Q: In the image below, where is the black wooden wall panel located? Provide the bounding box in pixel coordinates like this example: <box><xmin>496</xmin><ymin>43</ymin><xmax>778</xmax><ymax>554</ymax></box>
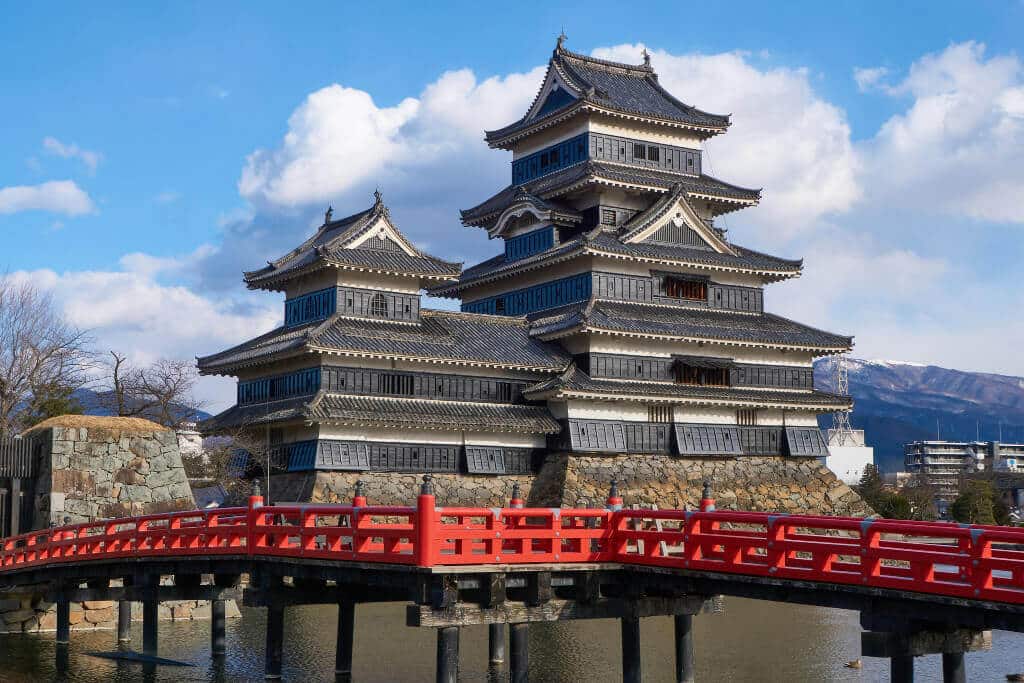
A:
<box><xmin>582</xmin><ymin>353</ymin><xmax>814</xmax><ymax>390</ymax></box>
<box><xmin>321</xmin><ymin>366</ymin><xmax>525</xmax><ymax>403</ymax></box>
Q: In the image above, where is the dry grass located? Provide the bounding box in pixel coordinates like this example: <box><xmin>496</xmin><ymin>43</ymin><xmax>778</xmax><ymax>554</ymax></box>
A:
<box><xmin>22</xmin><ymin>414</ymin><xmax>170</xmax><ymax>436</ymax></box>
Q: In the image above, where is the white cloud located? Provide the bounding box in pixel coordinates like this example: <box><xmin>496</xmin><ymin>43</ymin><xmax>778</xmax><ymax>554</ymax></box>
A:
<box><xmin>860</xmin><ymin>42</ymin><xmax>1024</xmax><ymax>224</ymax></box>
<box><xmin>593</xmin><ymin>44</ymin><xmax>861</xmax><ymax>238</ymax></box>
<box><xmin>155</xmin><ymin>190</ymin><xmax>181</xmax><ymax>203</ymax></box>
<box><xmin>0</xmin><ymin>180</ymin><xmax>95</xmax><ymax>216</ymax></box>
<box><xmin>853</xmin><ymin>66</ymin><xmax>890</xmax><ymax>92</ymax></box>
<box><xmin>42</xmin><ymin>136</ymin><xmax>102</xmax><ymax>173</ymax></box>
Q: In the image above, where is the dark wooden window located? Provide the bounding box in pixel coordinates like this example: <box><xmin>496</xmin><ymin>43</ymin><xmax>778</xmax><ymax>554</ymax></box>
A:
<box><xmin>494</xmin><ymin>297</ymin><xmax>506</xmax><ymax>314</ymax></box>
<box><xmin>737</xmin><ymin>409</ymin><xmax>758</xmax><ymax>426</ymax></box>
<box><xmin>601</xmin><ymin>209</ymin><xmax>616</xmax><ymax>225</ymax></box>
<box><xmin>633</xmin><ymin>142</ymin><xmax>646</xmax><ymax>160</ymax></box>
<box><xmin>665</xmin><ymin>277</ymin><xmax>707</xmax><ymax>301</ymax></box>
<box><xmin>647</xmin><ymin>145</ymin><xmax>660</xmax><ymax>162</ymax></box>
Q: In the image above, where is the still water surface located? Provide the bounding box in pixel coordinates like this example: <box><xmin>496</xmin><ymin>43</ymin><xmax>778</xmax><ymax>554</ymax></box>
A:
<box><xmin>0</xmin><ymin>598</ymin><xmax>1021</xmax><ymax>682</ymax></box>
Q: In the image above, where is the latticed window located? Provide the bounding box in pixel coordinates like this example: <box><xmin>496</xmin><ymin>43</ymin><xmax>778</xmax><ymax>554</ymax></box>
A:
<box><xmin>648</xmin><ymin>405</ymin><xmax>673</xmax><ymax>423</ymax></box>
<box><xmin>737</xmin><ymin>409</ymin><xmax>758</xmax><ymax>426</ymax></box>
<box><xmin>674</xmin><ymin>362</ymin><xmax>730</xmax><ymax>387</ymax></box>
<box><xmin>665</xmin><ymin>277</ymin><xmax>707</xmax><ymax>301</ymax></box>
<box><xmin>369</xmin><ymin>293</ymin><xmax>388</xmax><ymax>317</ymax></box>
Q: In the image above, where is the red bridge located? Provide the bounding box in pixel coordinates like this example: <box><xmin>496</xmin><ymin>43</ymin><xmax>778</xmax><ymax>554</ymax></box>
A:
<box><xmin>2</xmin><ymin>478</ymin><xmax>1021</xmax><ymax>683</ymax></box>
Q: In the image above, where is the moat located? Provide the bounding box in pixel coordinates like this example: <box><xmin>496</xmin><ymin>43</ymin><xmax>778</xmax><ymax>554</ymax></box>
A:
<box><xmin>1</xmin><ymin>598</ymin><xmax>1021</xmax><ymax>682</ymax></box>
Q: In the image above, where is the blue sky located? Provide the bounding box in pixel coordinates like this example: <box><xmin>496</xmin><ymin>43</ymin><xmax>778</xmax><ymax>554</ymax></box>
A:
<box><xmin>2</xmin><ymin>2</ymin><xmax>1023</xmax><ymax>409</ymax></box>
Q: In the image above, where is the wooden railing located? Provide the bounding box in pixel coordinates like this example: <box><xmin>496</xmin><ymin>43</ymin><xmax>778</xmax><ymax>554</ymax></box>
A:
<box><xmin>0</xmin><ymin>436</ymin><xmax>37</xmax><ymax>478</ymax></box>
<box><xmin>4</xmin><ymin>480</ymin><xmax>1024</xmax><ymax>606</ymax></box>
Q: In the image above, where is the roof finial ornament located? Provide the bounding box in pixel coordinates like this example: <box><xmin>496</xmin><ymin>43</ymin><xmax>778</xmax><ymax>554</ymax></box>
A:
<box><xmin>557</xmin><ymin>29</ymin><xmax>567</xmax><ymax>50</ymax></box>
<box><xmin>642</xmin><ymin>47</ymin><xmax>651</xmax><ymax>68</ymax></box>
<box><xmin>324</xmin><ymin>205</ymin><xmax>333</xmax><ymax>224</ymax></box>
<box><xmin>373</xmin><ymin>188</ymin><xmax>383</xmax><ymax>206</ymax></box>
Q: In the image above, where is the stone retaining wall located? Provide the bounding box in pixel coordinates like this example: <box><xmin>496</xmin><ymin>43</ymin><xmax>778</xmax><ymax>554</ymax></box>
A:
<box><xmin>29</xmin><ymin>419</ymin><xmax>194</xmax><ymax>528</ymax></box>
<box><xmin>270</xmin><ymin>453</ymin><xmax>869</xmax><ymax>516</ymax></box>
<box><xmin>0</xmin><ymin>593</ymin><xmax>240</xmax><ymax>635</ymax></box>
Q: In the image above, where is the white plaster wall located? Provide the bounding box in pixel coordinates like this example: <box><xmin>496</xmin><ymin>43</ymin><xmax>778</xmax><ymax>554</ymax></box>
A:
<box><xmin>589</xmin><ymin>116</ymin><xmax>703</xmax><ymax>149</ymax></box>
<box><xmin>314</xmin><ymin>425</ymin><xmax>545</xmax><ymax>448</ymax></box>
<box><xmin>285</xmin><ymin>269</ymin><xmax>422</xmax><ymax>298</ymax></box>
<box><xmin>511</xmin><ymin>119</ymin><xmax>589</xmax><ymax>158</ymax></box>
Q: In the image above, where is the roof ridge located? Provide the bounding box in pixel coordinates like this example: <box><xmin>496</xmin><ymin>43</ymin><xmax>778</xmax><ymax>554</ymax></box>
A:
<box><xmin>555</xmin><ymin>44</ymin><xmax>653</xmax><ymax>76</ymax></box>
<box><xmin>420</xmin><ymin>308</ymin><xmax>530</xmax><ymax>326</ymax></box>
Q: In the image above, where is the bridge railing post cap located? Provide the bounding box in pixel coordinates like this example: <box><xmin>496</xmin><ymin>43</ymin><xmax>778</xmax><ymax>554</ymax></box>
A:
<box><xmin>702</xmin><ymin>481</ymin><xmax>712</xmax><ymax>498</ymax></box>
<box><xmin>421</xmin><ymin>474</ymin><xmax>434</xmax><ymax>495</ymax></box>
<box><xmin>354</xmin><ymin>480</ymin><xmax>365</xmax><ymax>496</ymax></box>
<box><xmin>251</xmin><ymin>479</ymin><xmax>262</xmax><ymax>498</ymax></box>
<box><xmin>609</xmin><ymin>478</ymin><xmax>619</xmax><ymax>498</ymax></box>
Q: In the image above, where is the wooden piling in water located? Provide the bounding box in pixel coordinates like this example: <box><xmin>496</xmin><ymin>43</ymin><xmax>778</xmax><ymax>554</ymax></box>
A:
<box><xmin>488</xmin><ymin>622</ymin><xmax>506</xmax><ymax>670</ymax></box>
<box><xmin>621</xmin><ymin>616</ymin><xmax>642</xmax><ymax>683</ymax></box>
<box><xmin>675</xmin><ymin>613</ymin><xmax>695</xmax><ymax>683</ymax></box>
<box><xmin>265</xmin><ymin>606</ymin><xmax>284</xmax><ymax>679</ymax></box>
<box><xmin>510</xmin><ymin>622</ymin><xmax>529</xmax><ymax>683</ymax></box>
<box><xmin>335</xmin><ymin>599</ymin><xmax>354</xmax><ymax>681</ymax></box>
<box><xmin>436</xmin><ymin>626</ymin><xmax>459</xmax><ymax>683</ymax></box>
<box><xmin>211</xmin><ymin>599</ymin><xmax>226</xmax><ymax>657</ymax></box>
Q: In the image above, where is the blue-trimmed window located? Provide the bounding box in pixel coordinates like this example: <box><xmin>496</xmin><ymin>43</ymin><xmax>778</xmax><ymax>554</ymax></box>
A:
<box><xmin>238</xmin><ymin>367</ymin><xmax>321</xmax><ymax>404</ymax></box>
<box><xmin>462</xmin><ymin>272</ymin><xmax>591</xmax><ymax>316</ymax></box>
<box><xmin>512</xmin><ymin>133</ymin><xmax>589</xmax><ymax>184</ymax></box>
<box><xmin>504</xmin><ymin>226</ymin><xmax>555</xmax><ymax>262</ymax></box>
<box><xmin>284</xmin><ymin>288</ymin><xmax>336</xmax><ymax>327</ymax></box>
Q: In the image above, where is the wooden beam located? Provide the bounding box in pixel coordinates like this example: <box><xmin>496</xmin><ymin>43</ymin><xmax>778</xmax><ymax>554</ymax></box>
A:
<box><xmin>407</xmin><ymin>595</ymin><xmax>708</xmax><ymax>627</ymax></box>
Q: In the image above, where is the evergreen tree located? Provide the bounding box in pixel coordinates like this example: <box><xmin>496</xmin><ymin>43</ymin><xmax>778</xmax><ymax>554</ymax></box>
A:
<box><xmin>20</xmin><ymin>381</ymin><xmax>83</xmax><ymax>428</ymax></box>
<box><xmin>950</xmin><ymin>481</ymin><xmax>997</xmax><ymax>525</ymax></box>
<box><xmin>856</xmin><ymin>463</ymin><xmax>885</xmax><ymax>509</ymax></box>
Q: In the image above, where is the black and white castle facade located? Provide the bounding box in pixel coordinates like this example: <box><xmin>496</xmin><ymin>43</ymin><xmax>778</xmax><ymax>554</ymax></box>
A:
<box><xmin>198</xmin><ymin>40</ymin><xmax>867</xmax><ymax>514</ymax></box>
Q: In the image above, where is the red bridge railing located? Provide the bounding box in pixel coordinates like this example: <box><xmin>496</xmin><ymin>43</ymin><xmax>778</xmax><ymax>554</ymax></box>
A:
<box><xmin>4</xmin><ymin>478</ymin><xmax>1024</xmax><ymax>605</ymax></box>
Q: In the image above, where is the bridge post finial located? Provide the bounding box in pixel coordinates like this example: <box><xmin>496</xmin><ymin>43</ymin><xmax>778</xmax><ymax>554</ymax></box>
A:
<box><xmin>606</xmin><ymin>478</ymin><xmax>623</xmax><ymax>512</ymax></box>
<box><xmin>249</xmin><ymin>478</ymin><xmax>264</xmax><ymax>510</ymax></box>
<box><xmin>700</xmin><ymin>481</ymin><xmax>716</xmax><ymax>512</ymax></box>
<box><xmin>510</xmin><ymin>482</ymin><xmax>524</xmax><ymax>509</ymax></box>
<box><xmin>352</xmin><ymin>479</ymin><xmax>367</xmax><ymax>507</ymax></box>
<box><xmin>420</xmin><ymin>473</ymin><xmax>434</xmax><ymax>496</ymax></box>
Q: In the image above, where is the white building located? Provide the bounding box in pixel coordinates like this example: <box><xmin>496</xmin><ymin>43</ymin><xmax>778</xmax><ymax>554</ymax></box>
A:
<box><xmin>823</xmin><ymin>429</ymin><xmax>874</xmax><ymax>486</ymax></box>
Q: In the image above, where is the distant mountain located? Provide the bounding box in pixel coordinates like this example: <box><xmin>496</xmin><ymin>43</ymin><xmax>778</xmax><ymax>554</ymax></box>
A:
<box><xmin>71</xmin><ymin>388</ymin><xmax>212</xmax><ymax>423</ymax></box>
<box><xmin>814</xmin><ymin>358</ymin><xmax>1024</xmax><ymax>473</ymax></box>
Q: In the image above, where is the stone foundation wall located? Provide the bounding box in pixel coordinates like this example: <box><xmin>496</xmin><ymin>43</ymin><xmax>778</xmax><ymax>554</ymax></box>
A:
<box><xmin>29</xmin><ymin>418</ymin><xmax>194</xmax><ymax>528</ymax></box>
<box><xmin>0</xmin><ymin>593</ymin><xmax>240</xmax><ymax>635</ymax></box>
<box><xmin>270</xmin><ymin>453</ymin><xmax>868</xmax><ymax>516</ymax></box>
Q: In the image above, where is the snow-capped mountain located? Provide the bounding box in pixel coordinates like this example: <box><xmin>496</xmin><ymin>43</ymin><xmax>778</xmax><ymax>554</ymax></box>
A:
<box><xmin>814</xmin><ymin>358</ymin><xmax>1024</xmax><ymax>472</ymax></box>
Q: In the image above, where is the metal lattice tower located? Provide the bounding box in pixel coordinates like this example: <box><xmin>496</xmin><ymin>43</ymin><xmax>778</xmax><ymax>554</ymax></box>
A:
<box><xmin>829</xmin><ymin>354</ymin><xmax>856</xmax><ymax>446</ymax></box>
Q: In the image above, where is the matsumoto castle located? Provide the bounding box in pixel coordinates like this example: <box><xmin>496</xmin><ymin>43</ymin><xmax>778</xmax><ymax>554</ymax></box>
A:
<box><xmin>198</xmin><ymin>39</ymin><xmax>857</xmax><ymax>508</ymax></box>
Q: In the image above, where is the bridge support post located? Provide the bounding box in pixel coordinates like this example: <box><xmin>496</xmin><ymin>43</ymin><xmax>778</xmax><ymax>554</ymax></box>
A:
<box><xmin>265</xmin><ymin>606</ymin><xmax>285</xmax><ymax>679</ymax></box>
<box><xmin>675</xmin><ymin>613</ymin><xmax>696</xmax><ymax>683</ymax></box>
<box><xmin>335</xmin><ymin>599</ymin><xmax>354</xmax><ymax>681</ymax></box>
<box><xmin>890</xmin><ymin>655</ymin><xmax>914</xmax><ymax>683</ymax></box>
<box><xmin>117</xmin><ymin>600</ymin><xmax>131</xmax><ymax>643</ymax></box>
<box><xmin>510</xmin><ymin>622</ymin><xmax>529</xmax><ymax>683</ymax></box>
<box><xmin>488</xmin><ymin>623</ymin><xmax>506</xmax><ymax>670</ymax></box>
<box><xmin>211</xmin><ymin>599</ymin><xmax>227</xmax><ymax>657</ymax></box>
<box><xmin>436</xmin><ymin>626</ymin><xmax>459</xmax><ymax>683</ymax></box>
<box><xmin>142</xmin><ymin>596</ymin><xmax>158</xmax><ymax>656</ymax></box>
<box><xmin>941</xmin><ymin>652</ymin><xmax>965</xmax><ymax>683</ymax></box>
<box><xmin>55</xmin><ymin>595</ymin><xmax>70</xmax><ymax>644</ymax></box>
<box><xmin>621</xmin><ymin>616</ymin><xmax>642</xmax><ymax>683</ymax></box>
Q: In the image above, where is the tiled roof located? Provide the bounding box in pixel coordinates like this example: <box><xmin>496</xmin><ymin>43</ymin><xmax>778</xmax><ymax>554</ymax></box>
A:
<box><xmin>428</xmin><ymin>228</ymin><xmax>800</xmax><ymax>297</ymax></box>
<box><xmin>460</xmin><ymin>161</ymin><xmax>759</xmax><ymax>227</ymax></box>
<box><xmin>244</xmin><ymin>195</ymin><xmax>460</xmax><ymax>290</ymax></box>
<box><xmin>308</xmin><ymin>394</ymin><xmax>561</xmax><ymax>433</ymax></box>
<box><xmin>199</xmin><ymin>395</ymin><xmax>311</xmax><ymax>433</ymax></box>
<box><xmin>485</xmin><ymin>45</ymin><xmax>730</xmax><ymax>146</ymax></box>
<box><xmin>196</xmin><ymin>309</ymin><xmax>572</xmax><ymax>375</ymax></box>
<box><xmin>523</xmin><ymin>366</ymin><xmax>851</xmax><ymax>409</ymax></box>
<box><xmin>529</xmin><ymin>300</ymin><xmax>853</xmax><ymax>351</ymax></box>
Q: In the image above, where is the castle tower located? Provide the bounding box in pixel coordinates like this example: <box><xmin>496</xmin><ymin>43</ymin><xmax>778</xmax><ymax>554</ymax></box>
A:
<box><xmin>431</xmin><ymin>41</ymin><xmax>853</xmax><ymax>462</ymax></box>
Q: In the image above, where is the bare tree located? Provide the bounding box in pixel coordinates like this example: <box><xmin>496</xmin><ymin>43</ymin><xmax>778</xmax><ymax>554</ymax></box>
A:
<box><xmin>0</xmin><ymin>279</ymin><xmax>92</xmax><ymax>436</ymax></box>
<box><xmin>99</xmin><ymin>352</ymin><xmax>203</xmax><ymax>428</ymax></box>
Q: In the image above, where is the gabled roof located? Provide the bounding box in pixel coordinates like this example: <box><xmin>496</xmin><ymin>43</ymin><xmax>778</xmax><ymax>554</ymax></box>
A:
<box><xmin>528</xmin><ymin>300</ymin><xmax>853</xmax><ymax>353</ymax></box>
<box><xmin>460</xmin><ymin>161</ymin><xmax>759</xmax><ymax>229</ymax></box>
<box><xmin>196</xmin><ymin>308</ymin><xmax>572</xmax><ymax>375</ymax></box>
<box><xmin>244</xmin><ymin>192</ymin><xmax>461</xmax><ymax>291</ymax></box>
<box><xmin>485</xmin><ymin>41</ymin><xmax>730</xmax><ymax>148</ymax></box>
<box><xmin>487</xmin><ymin>186</ymin><xmax>583</xmax><ymax>238</ymax></box>
<box><xmin>427</xmin><ymin>227</ymin><xmax>801</xmax><ymax>298</ymax></box>
<box><xmin>199</xmin><ymin>392</ymin><xmax>562</xmax><ymax>434</ymax></box>
<box><xmin>522</xmin><ymin>365</ymin><xmax>852</xmax><ymax>411</ymax></box>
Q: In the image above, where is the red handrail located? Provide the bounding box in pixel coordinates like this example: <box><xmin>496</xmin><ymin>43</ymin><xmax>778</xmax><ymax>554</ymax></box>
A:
<box><xmin>4</xmin><ymin>491</ymin><xmax>1024</xmax><ymax>605</ymax></box>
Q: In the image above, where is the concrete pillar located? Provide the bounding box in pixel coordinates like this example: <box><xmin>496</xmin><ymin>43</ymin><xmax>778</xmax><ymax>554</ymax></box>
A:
<box><xmin>55</xmin><ymin>596</ymin><xmax>70</xmax><ymax>644</ymax></box>
<box><xmin>891</xmin><ymin>655</ymin><xmax>913</xmax><ymax>683</ymax></box>
<box><xmin>942</xmin><ymin>652</ymin><xmax>965</xmax><ymax>683</ymax></box>
<box><xmin>621</xmin><ymin>617</ymin><xmax>642</xmax><ymax>683</ymax></box>
<box><xmin>335</xmin><ymin>599</ymin><xmax>354</xmax><ymax>681</ymax></box>
<box><xmin>211</xmin><ymin>599</ymin><xmax>227</xmax><ymax>657</ymax></box>
<box><xmin>510</xmin><ymin>622</ymin><xmax>529</xmax><ymax>683</ymax></box>
<box><xmin>488</xmin><ymin>623</ymin><xmax>506</xmax><ymax>670</ymax></box>
<box><xmin>265</xmin><ymin>606</ymin><xmax>284</xmax><ymax>679</ymax></box>
<box><xmin>117</xmin><ymin>600</ymin><xmax>132</xmax><ymax>643</ymax></box>
<box><xmin>9</xmin><ymin>478</ymin><xmax>21</xmax><ymax>536</ymax></box>
<box><xmin>142</xmin><ymin>596</ymin><xmax>158</xmax><ymax>656</ymax></box>
<box><xmin>436</xmin><ymin>626</ymin><xmax>459</xmax><ymax>683</ymax></box>
<box><xmin>675</xmin><ymin>614</ymin><xmax>695</xmax><ymax>683</ymax></box>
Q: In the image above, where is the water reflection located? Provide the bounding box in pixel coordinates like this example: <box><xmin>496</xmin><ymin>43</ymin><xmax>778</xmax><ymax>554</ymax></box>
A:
<box><xmin>0</xmin><ymin>598</ymin><xmax>1021</xmax><ymax>681</ymax></box>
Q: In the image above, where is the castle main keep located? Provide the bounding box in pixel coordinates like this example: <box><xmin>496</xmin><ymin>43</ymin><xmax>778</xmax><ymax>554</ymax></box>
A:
<box><xmin>198</xmin><ymin>40</ymin><xmax>867</xmax><ymax>515</ymax></box>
